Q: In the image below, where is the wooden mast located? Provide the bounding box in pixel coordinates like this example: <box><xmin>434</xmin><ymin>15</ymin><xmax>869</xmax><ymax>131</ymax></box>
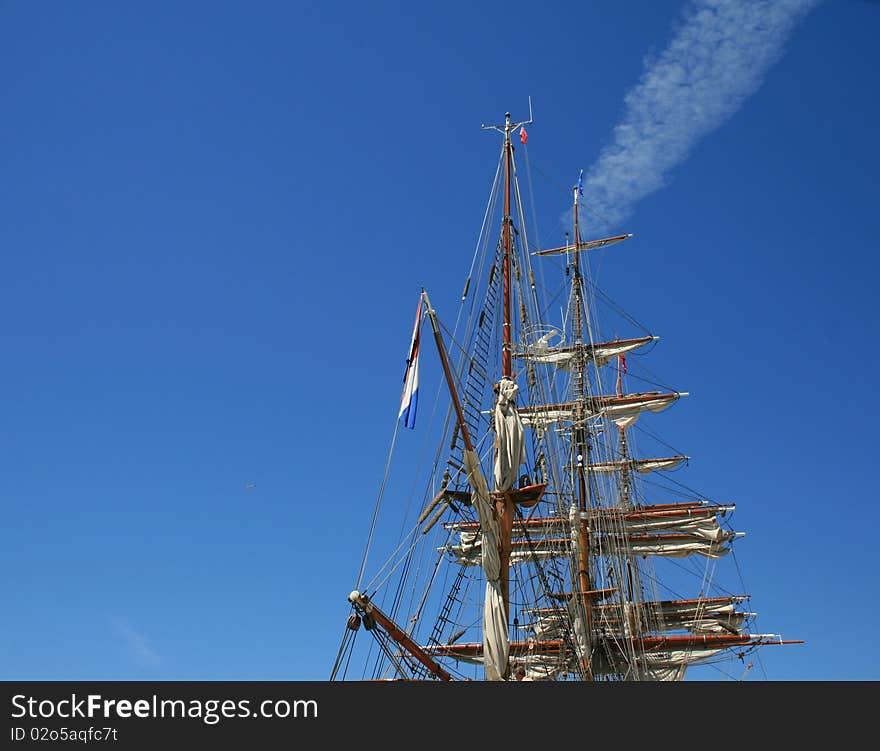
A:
<box><xmin>477</xmin><ymin>107</ymin><xmax>531</xmax><ymax>678</ymax></box>
<box><xmin>616</xmin><ymin>347</ymin><xmax>639</xmax><ymax>618</ymax></box>
<box><xmin>616</xmin><ymin>350</ymin><xmax>632</xmax><ymax>507</ymax></box>
<box><xmin>571</xmin><ymin>180</ymin><xmax>595</xmax><ymax>680</ymax></box>
<box><xmin>502</xmin><ymin>113</ymin><xmax>513</xmax><ymax>380</ymax></box>
<box><xmin>497</xmin><ymin>113</ymin><xmax>515</xmax><ymax>637</ymax></box>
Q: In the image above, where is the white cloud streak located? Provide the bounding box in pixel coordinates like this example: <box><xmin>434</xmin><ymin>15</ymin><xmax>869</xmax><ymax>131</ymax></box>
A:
<box><xmin>111</xmin><ymin>617</ymin><xmax>162</xmax><ymax>668</ymax></box>
<box><xmin>584</xmin><ymin>0</ymin><xmax>822</xmax><ymax>227</ymax></box>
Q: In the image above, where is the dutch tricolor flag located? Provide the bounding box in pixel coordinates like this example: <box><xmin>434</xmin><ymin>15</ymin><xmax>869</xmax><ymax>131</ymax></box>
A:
<box><xmin>399</xmin><ymin>297</ymin><xmax>422</xmax><ymax>429</ymax></box>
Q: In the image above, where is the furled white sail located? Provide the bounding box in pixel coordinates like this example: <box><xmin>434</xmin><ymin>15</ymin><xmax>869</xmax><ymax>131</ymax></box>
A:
<box><xmin>604</xmin><ymin>393</ymin><xmax>683</xmax><ymax>428</ymax></box>
<box><xmin>518</xmin><ymin>405</ymin><xmax>580</xmax><ymax>428</ymax></box>
<box><xmin>646</xmin><ymin>599</ymin><xmax>746</xmax><ymax>621</ymax></box>
<box><xmin>518</xmin><ymin>392</ymin><xmax>684</xmax><ymax>430</ymax></box>
<box><xmin>636</xmin><ymin>647</ymin><xmax>724</xmax><ymax>680</ymax></box>
<box><xmin>529</xmin><ymin>609</ymin><xmax>569</xmax><ymax>640</ymax></box>
<box><xmin>444</xmin><ymin>536</ymin><xmax>566</xmax><ymax>567</ymax></box>
<box><xmin>463</xmin><ymin>449</ymin><xmax>508</xmax><ymax>681</ymax></box>
<box><xmin>493</xmin><ymin>378</ymin><xmax>525</xmax><ymax>493</ymax></box>
<box><xmin>446</xmin><ymin>525</ymin><xmax>737</xmax><ymax>566</ymax></box>
<box><xmin>528</xmin><ymin>595</ymin><xmax>750</xmax><ymax>637</ymax></box>
<box><xmin>515</xmin><ymin>336</ymin><xmax>656</xmax><ymax>370</ymax></box>
<box><xmin>686</xmin><ymin>612</ymin><xmax>747</xmax><ymax>634</ymax></box>
<box><xmin>446</xmin><ymin>503</ymin><xmax>735</xmax><ymax>539</ymax></box>
<box><xmin>533</xmin><ymin>233</ymin><xmax>633</xmax><ymax>256</ymax></box>
<box><xmin>641</xmin><ymin>665</ymin><xmax>689</xmax><ymax>681</ymax></box>
<box><xmin>425</xmin><ymin>643</ymin><xmax>726</xmax><ymax>680</ymax></box>
<box><xmin>623</xmin><ymin>513</ymin><xmax>733</xmax><ymax>536</ymax></box>
<box><xmin>642</xmin><ymin>648</ymin><xmax>725</xmax><ymax>670</ymax></box>
<box><xmin>613</xmin><ymin>534</ymin><xmax>733</xmax><ymax>559</ymax></box>
<box><xmin>588</xmin><ymin>456</ymin><xmax>688</xmax><ymax>474</ymax></box>
<box><xmin>515</xmin><ymin>349</ymin><xmax>576</xmax><ymax>369</ymax></box>
<box><xmin>593</xmin><ymin>646</ymin><xmax>726</xmax><ymax>679</ymax></box>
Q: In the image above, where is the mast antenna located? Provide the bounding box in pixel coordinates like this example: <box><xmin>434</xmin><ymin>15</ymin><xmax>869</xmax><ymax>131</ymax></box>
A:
<box><xmin>480</xmin><ymin>96</ymin><xmax>533</xmax><ymax>135</ymax></box>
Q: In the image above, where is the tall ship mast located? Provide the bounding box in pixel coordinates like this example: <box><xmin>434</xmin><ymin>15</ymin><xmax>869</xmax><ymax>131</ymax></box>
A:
<box><xmin>332</xmin><ymin>111</ymin><xmax>800</xmax><ymax>682</ymax></box>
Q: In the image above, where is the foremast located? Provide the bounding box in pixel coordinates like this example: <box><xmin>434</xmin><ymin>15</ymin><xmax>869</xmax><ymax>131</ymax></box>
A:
<box><xmin>478</xmin><ymin>110</ymin><xmax>535</xmax><ymax>679</ymax></box>
<box><xmin>483</xmin><ymin>111</ymin><xmax>530</xmax><ymax>636</ymax></box>
<box><xmin>498</xmin><ymin>112</ymin><xmax>515</xmax><ymax>636</ymax></box>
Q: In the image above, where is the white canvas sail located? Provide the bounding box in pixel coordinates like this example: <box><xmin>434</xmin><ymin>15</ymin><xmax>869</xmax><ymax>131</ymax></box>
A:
<box><xmin>515</xmin><ymin>336</ymin><xmax>656</xmax><ymax>370</ymax></box>
<box><xmin>518</xmin><ymin>392</ymin><xmax>685</xmax><ymax>430</ymax></box>
<box><xmin>463</xmin><ymin>449</ymin><xmax>508</xmax><ymax>681</ymax></box>
<box><xmin>493</xmin><ymin>378</ymin><xmax>525</xmax><ymax>492</ymax></box>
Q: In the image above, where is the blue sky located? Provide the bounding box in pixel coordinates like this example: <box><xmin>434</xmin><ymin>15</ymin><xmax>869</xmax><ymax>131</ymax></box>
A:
<box><xmin>2</xmin><ymin>0</ymin><xmax>878</xmax><ymax>681</ymax></box>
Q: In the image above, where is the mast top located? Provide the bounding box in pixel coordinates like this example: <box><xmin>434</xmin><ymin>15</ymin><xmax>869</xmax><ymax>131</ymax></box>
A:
<box><xmin>481</xmin><ymin>98</ymin><xmax>533</xmax><ymax>139</ymax></box>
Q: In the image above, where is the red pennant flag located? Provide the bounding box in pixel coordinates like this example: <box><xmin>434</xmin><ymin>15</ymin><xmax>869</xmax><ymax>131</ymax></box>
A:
<box><xmin>619</xmin><ymin>353</ymin><xmax>627</xmax><ymax>374</ymax></box>
<box><xmin>519</xmin><ymin>126</ymin><xmax>528</xmax><ymax>144</ymax></box>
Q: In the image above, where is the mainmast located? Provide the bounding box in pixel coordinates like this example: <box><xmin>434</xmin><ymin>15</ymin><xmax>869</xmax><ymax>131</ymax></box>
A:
<box><xmin>615</xmin><ymin>354</ymin><xmax>635</xmax><ymax>604</ymax></box>
<box><xmin>616</xmin><ymin>352</ymin><xmax>631</xmax><ymax>507</ymax></box>
<box><xmin>570</xmin><ymin>179</ymin><xmax>596</xmax><ymax>680</ymax></box>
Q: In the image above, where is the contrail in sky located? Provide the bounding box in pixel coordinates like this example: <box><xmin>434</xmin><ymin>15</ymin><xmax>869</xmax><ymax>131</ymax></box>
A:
<box><xmin>112</xmin><ymin>617</ymin><xmax>162</xmax><ymax>668</ymax></box>
<box><xmin>584</xmin><ymin>0</ymin><xmax>822</xmax><ymax>227</ymax></box>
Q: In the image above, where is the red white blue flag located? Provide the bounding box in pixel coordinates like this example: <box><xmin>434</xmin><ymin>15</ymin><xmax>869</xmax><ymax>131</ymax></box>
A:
<box><xmin>399</xmin><ymin>297</ymin><xmax>423</xmax><ymax>429</ymax></box>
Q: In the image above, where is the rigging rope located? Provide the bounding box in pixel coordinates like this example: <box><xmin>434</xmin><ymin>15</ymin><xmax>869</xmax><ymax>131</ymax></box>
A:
<box><xmin>585</xmin><ymin>277</ymin><xmax>654</xmax><ymax>337</ymax></box>
<box><xmin>355</xmin><ymin>419</ymin><xmax>401</xmax><ymax>591</ymax></box>
<box><xmin>329</xmin><ymin>616</ymin><xmax>357</xmax><ymax>681</ymax></box>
